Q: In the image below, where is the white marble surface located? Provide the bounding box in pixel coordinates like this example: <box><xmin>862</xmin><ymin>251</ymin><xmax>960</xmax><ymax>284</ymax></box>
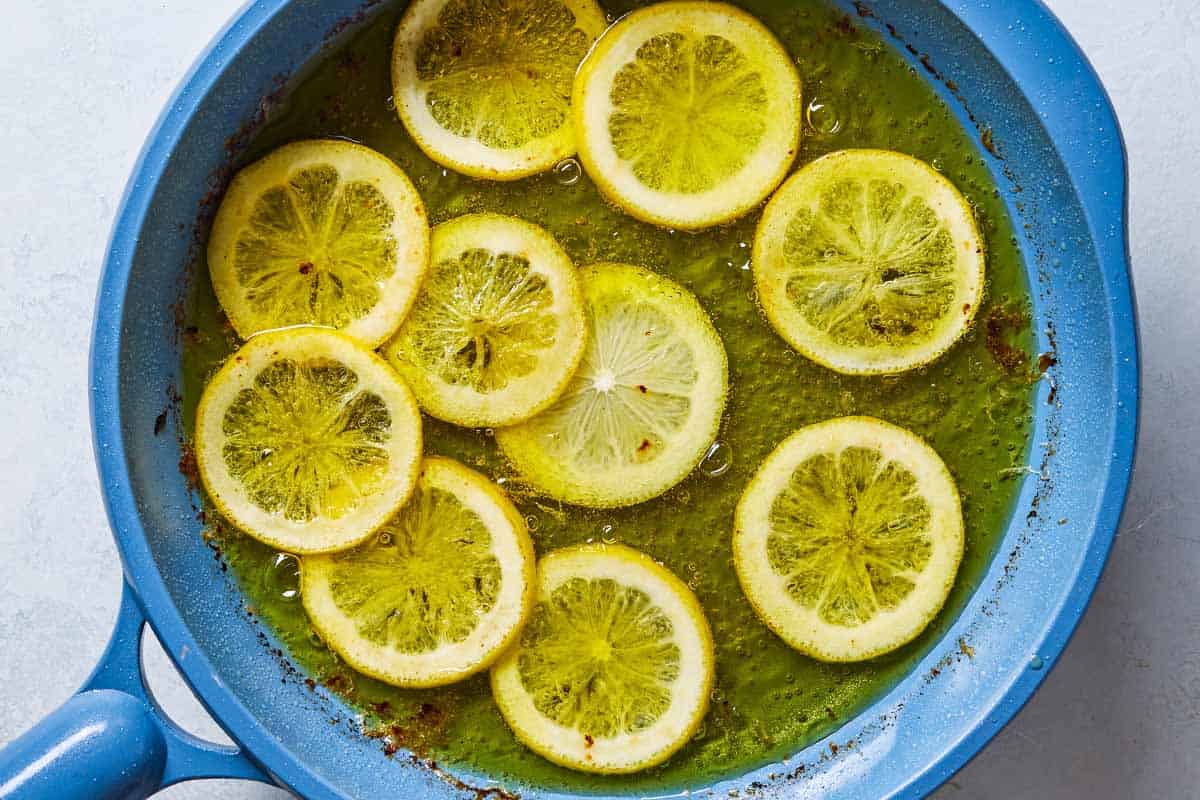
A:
<box><xmin>0</xmin><ymin>1</ymin><xmax>1196</xmax><ymax>798</ymax></box>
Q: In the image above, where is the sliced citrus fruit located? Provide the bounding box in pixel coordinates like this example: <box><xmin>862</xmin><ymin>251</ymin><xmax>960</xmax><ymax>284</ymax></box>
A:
<box><xmin>391</xmin><ymin>0</ymin><xmax>608</xmax><ymax>179</ymax></box>
<box><xmin>753</xmin><ymin>148</ymin><xmax>985</xmax><ymax>375</ymax></box>
<box><xmin>491</xmin><ymin>543</ymin><xmax>713</xmax><ymax>773</ymax></box>
<box><xmin>195</xmin><ymin>328</ymin><xmax>422</xmax><ymax>554</ymax></box>
<box><xmin>733</xmin><ymin>416</ymin><xmax>964</xmax><ymax>662</ymax></box>
<box><xmin>300</xmin><ymin>457</ymin><xmax>535</xmax><ymax>687</ymax></box>
<box><xmin>496</xmin><ymin>263</ymin><xmax>728</xmax><ymax>508</ymax></box>
<box><xmin>207</xmin><ymin>140</ymin><xmax>429</xmax><ymax>347</ymax></box>
<box><xmin>572</xmin><ymin>1</ymin><xmax>802</xmax><ymax>229</ymax></box>
<box><xmin>382</xmin><ymin>213</ymin><xmax>587</xmax><ymax>427</ymax></box>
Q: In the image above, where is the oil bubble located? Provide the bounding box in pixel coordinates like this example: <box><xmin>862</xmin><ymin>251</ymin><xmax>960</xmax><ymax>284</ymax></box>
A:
<box><xmin>553</xmin><ymin>157</ymin><xmax>582</xmax><ymax>186</ymax></box>
<box><xmin>378</xmin><ymin>530</ymin><xmax>394</xmax><ymax>546</ymax></box>
<box><xmin>700</xmin><ymin>441</ymin><xmax>733</xmax><ymax>477</ymax></box>
<box><xmin>805</xmin><ymin>98</ymin><xmax>842</xmax><ymax>136</ymax></box>
<box><xmin>525</xmin><ymin>514</ymin><xmax>540</xmax><ymax>532</ymax></box>
<box><xmin>265</xmin><ymin>553</ymin><xmax>301</xmax><ymax>602</ymax></box>
<box><xmin>384</xmin><ymin>95</ymin><xmax>396</xmax><ymax>111</ymax></box>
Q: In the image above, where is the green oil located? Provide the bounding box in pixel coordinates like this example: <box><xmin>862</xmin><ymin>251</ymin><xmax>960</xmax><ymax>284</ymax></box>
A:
<box><xmin>180</xmin><ymin>0</ymin><xmax>1037</xmax><ymax>792</ymax></box>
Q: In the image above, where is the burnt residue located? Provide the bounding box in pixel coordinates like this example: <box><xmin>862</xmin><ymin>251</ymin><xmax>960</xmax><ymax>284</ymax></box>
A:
<box><xmin>322</xmin><ymin>673</ymin><xmax>352</xmax><ymax>692</ymax></box>
<box><xmin>365</xmin><ymin>701</ymin><xmax>458</xmax><ymax>766</ymax></box>
<box><xmin>420</xmin><ymin>757</ymin><xmax>521</xmax><ymax>800</ymax></box>
<box><xmin>178</xmin><ymin>442</ymin><xmax>200</xmax><ymax>491</ymax></box>
<box><xmin>985</xmin><ymin>306</ymin><xmax>1031</xmax><ymax>373</ymax></box>
<box><xmin>324</xmin><ymin>0</ymin><xmax>385</xmax><ymax>44</ymax></box>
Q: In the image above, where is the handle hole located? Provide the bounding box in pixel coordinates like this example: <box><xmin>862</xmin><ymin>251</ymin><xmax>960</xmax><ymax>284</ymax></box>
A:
<box><xmin>140</xmin><ymin>627</ymin><xmax>235</xmax><ymax>747</ymax></box>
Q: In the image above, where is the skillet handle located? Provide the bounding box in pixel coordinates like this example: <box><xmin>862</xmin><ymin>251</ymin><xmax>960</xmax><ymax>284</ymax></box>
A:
<box><xmin>0</xmin><ymin>583</ymin><xmax>270</xmax><ymax>799</ymax></box>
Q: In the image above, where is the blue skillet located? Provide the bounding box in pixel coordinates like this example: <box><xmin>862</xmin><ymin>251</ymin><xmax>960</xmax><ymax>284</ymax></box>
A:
<box><xmin>0</xmin><ymin>0</ymin><xmax>1137</xmax><ymax>797</ymax></box>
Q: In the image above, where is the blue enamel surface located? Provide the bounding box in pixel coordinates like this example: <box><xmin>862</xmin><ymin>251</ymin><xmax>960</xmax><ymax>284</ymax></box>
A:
<box><xmin>81</xmin><ymin>0</ymin><xmax>1137</xmax><ymax>797</ymax></box>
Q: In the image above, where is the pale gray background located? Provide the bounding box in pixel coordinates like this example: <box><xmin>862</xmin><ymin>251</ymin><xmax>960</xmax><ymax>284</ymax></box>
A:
<box><xmin>0</xmin><ymin>1</ymin><xmax>1196</xmax><ymax>798</ymax></box>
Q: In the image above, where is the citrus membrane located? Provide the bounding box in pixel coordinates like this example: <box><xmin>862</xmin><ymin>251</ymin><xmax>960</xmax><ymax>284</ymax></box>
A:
<box><xmin>733</xmin><ymin>416</ymin><xmax>964</xmax><ymax>662</ymax></box>
<box><xmin>383</xmin><ymin>213</ymin><xmax>587</xmax><ymax>427</ymax></box>
<box><xmin>753</xmin><ymin>148</ymin><xmax>985</xmax><ymax>374</ymax></box>
<box><xmin>301</xmin><ymin>457</ymin><xmax>535</xmax><ymax>687</ymax></box>
<box><xmin>573</xmin><ymin>1</ymin><xmax>802</xmax><ymax>229</ymax></box>
<box><xmin>392</xmin><ymin>0</ymin><xmax>608</xmax><ymax>179</ymax></box>
<box><xmin>207</xmin><ymin>140</ymin><xmax>429</xmax><ymax>347</ymax></box>
<box><xmin>195</xmin><ymin>328</ymin><xmax>422</xmax><ymax>554</ymax></box>
<box><xmin>496</xmin><ymin>263</ymin><xmax>728</xmax><ymax>508</ymax></box>
<box><xmin>491</xmin><ymin>543</ymin><xmax>714</xmax><ymax>773</ymax></box>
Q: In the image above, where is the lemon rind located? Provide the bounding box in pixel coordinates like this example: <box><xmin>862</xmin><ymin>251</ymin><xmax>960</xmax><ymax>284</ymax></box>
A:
<box><xmin>495</xmin><ymin>263</ymin><xmax>728</xmax><ymax>508</ymax></box>
<box><xmin>383</xmin><ymin>213</ymin><xmax>588</xmax><ymax>428</ymax></box>
<box><xmin>392</xmin><ymin>0</ymin><xmax>609</xmax><ymax>180</ymax></box>
<box><xmin>490</xmin><ymin>543</ymin><xmax>713</xmax><ymax>773</ymax></box>
<box><xmin>301</xmin><ymin>457</ymin><xmax>536</xmax><ymax>688</ymax></box>
<box><xmin>208</xmin><ymin>139</ymin><xmax>429</xmax><ymax>348</ymax></box>
<box><xmin>194</xmin><ymin>328</ymin><xmax>423</xmax><ymax>555</ymax></box>
<box><xmin>753</xmin><ymin>148</ymin><xmax>985</xmax><ymax>375</ymax></box>
<box><xmin>573</xmin><ymin>1</ymin><xmax>802</xmax><ymax>229</ymax></box>
<box><xmin>733</xmin><ymin>416</ymin><xmax>964</xmax><ymax>662</ymax></box>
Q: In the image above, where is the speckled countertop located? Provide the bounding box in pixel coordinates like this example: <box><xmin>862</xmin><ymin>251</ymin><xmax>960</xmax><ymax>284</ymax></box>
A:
<box><xmin>0</xmin><ymin>1</ymin><xmax>1196</xmax><ymax>797</ymax></box>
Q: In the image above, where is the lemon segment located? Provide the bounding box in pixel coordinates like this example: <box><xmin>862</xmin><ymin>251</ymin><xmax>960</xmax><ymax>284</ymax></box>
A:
<box><xmin>207</xmin><ymin>140</ymin><xmax>429</xmax><ymax>347</ymax></box>
<box><xmin>392</xmin><ymin>0</ymin><xmax>608</xmax><ymax>179</ymax></box>
<box><xmin>496</xmin><ymin>263</ymin><xmax>728</xmax><ymax>508</ymax></box>
<box><xmin>300</xmin><ymin>457</ymin><xmax>535</xmax><ymax>687</ymax></box>
<box><xmin>733</xmin><ymin>416</ymin><xmax>964</xmax><ymax>662</ymax></box>
<box><xmin>383</xmin><ymin>213</ymin><xmax>587</xmax><ymax>427</ymax></box>
<box><xmin>194</xmin><ymin>328</ymin><xmax>423</xmax><ymax>554</ymax></box>
<box><xmin>753</xmin><ymin>148</ymin><xmax>985</xmax><ymax>374</ymax></box>
<box><xmin>573</xmin><ymin>1</ymin><xmax>802</xmax><ymax>229</ymax></box>
<box><xmin>491</xmin><ymin>543</ymin><xmax>714</xmax><ymax>773</ymax></box>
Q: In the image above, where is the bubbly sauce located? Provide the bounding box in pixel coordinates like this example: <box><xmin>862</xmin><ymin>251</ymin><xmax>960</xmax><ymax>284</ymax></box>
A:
<box><xmin>180</xmin><ymin>0</ymin><xmax>1036</xmax><ymax>792</ymax></box>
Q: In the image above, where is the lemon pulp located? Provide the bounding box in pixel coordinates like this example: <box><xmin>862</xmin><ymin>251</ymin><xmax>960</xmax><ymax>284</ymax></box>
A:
<box><xmin>384</xmin><ymin>213</ymin><xmax>586</xmax><ymax>427</ymax></box>
<box><xmin>392</xmin><ymin>0</ymin><xmax>607</xmax><ymax>178</ymax></box>
<box><xmin>207</xmin><ymin>140</ymin><xmax>428</xmax><ymax>346</ymax></box>
<box><xmin>754</xmin><ymin>148</ymin><xmax>984</xmax><ymax>374</ymax></box>
<box><xmin>734</xmin><ymin>417</ymin><xmax>964</xmax><ymax>661</ymax></box>
<box><xmin>491</xmin><ymin>544</ymin><xmax>714</xmax><ymax>773</ymax></box>
<box><xmin>195</xmin><ymin>328</ymin><xmax>422</xmax><ymax>554</ymax></box>
<box><xmin>496</xmin><ymin>263</ymin><xmax>727</xmax><ymax>508</ymax></box>
<box><xmin>302</xmin><ymin>457</ymin><xmax>535</xmax><ymax>687</ymax></box>
<box><xmin>573</xmin><ymin>2</ymin><xmax>802</xmax><ymax>228</ymax></box>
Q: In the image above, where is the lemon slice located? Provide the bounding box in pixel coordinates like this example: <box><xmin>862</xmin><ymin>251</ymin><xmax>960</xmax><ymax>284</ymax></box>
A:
<box><xmin>733</xmin><ymin>416</ymin><xmax>964</xmax><ymax>662</ymax></box>
<box><xmin>392</xmin><ymin>0</ymin><xmax>608</xmax><ymax>179</ymax></box>
<box><xmin>300</xmin><ymin>457</ymin><xmax>535</xmax><ymax>687</ymax></box>
<box><xmin>382</xmin><ymin>213</ymin><xmax>587</xmax><ymax>427</ymax></box>
<box><xmin>491</xmin><ymin>543</ymin><xmax>713</xmax><ymax>773</ymax></box>
<box><xmin>496</xmin><ymin>263</ymin><xmax>728</xmax><ymax>508</ymax></box>
<box><xmin>207</xmin><ymin>140</ymin><xmax>429</xmax><ymax>347</ymax></box>
<box><xmin>572</xmin><ymin>1</ymin><xmax>802</xmax><ymax>229</ymax></box>
<box><xmin>753</xmin><ymin>149</ymin><xmax>985</xmax><ymax>375</ymax></box>
<box><xmin>195</xmin><ymin>328</ymin><xmax>422</xmax><ymax>554</ymax></box>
